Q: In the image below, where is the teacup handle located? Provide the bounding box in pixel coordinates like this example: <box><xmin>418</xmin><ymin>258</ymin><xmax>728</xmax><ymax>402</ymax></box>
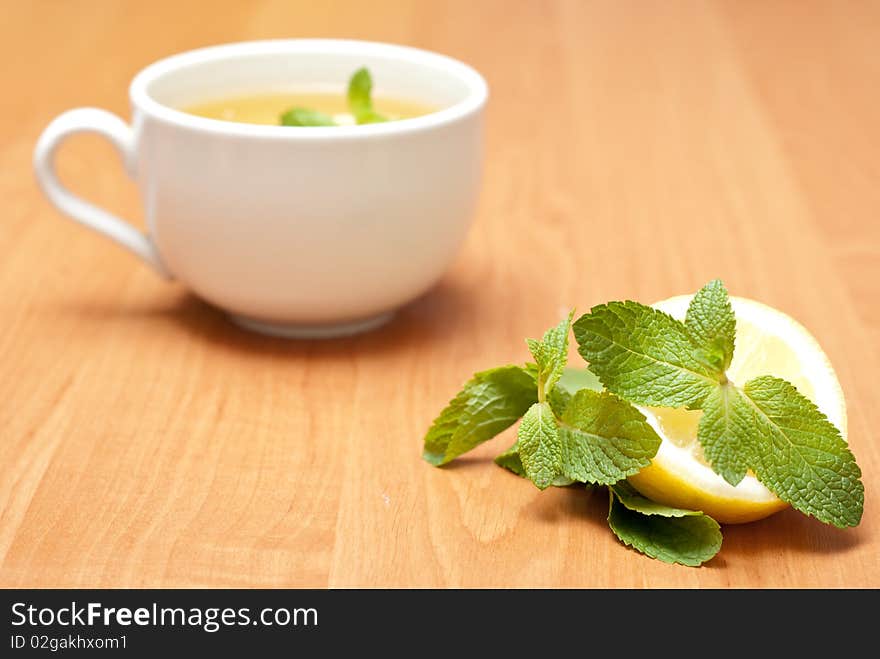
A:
<box><xmin>33</xmin><ymin>108</ymin><xmax>171</xmax><ymax>278</ymax></box>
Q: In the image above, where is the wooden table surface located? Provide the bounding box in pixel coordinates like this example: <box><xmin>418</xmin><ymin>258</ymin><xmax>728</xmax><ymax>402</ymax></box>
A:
<box><xmin>2</xmin><ymin>0</ymin><xmax>878</xmax><ymax>588</ymax></box>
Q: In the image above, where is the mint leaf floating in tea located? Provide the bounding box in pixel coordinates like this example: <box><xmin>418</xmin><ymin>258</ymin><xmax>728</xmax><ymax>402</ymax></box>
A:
<box><xmin>279</xmin><ymin>108</ymin><xmax>337</xmax><ymax>127</ymax></box>
<box><xmin>421</xmin><ymin>280</ymin><xmax>864</xmax><ymax>566</ymax></box>
<box><xmin>347</xmin><ymin>67</ymin><xmax>388</xmax><ymax>124</ymax></box>
<box><xmin>278</xmin><ymin>67</ymin><xmax>391</xmax><ymax>127</ymax></box>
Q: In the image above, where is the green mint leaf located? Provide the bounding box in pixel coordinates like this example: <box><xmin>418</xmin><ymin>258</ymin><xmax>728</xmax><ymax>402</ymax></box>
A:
<box><xmin>697</xmin><ymin>383</ymin><xmax>754</xmax><ymax>486</ymax></box>
<box><xmin>422</xmin><ymin>366</ymin><xmax>537</xmax><ymax>466</ymax></box>
<box><xmin>686</xmin><ymin>279</ymin><xmax>736</xmax><ymax>371</ymax></box>
<box><xmin>517</xmin><ymin>401</ymin><xmax>562</xmax><ymax>489</ymax></box>
<box><xmin>742</xmin><ymin>376</ymin><xmax>864</xmax><ymax>527</ymax></box>
<box><xmin>525</xmin><ymin>339</ymin><xmax>543</xmax><ymax>363</ymax></box>
<box><xmin>347</xmin><ymin>68</ymin><xmax>372</xmax><ymax>116</ymax></box>
<box><xmin>527</xmin><ymin>311</ymin><xmax>575</xmax><ymax>400</ymax></box>
<box><xmin>279</xmin><ymin>107</ymin><xmax>336</xmax><ymax>126</ymax></box>
<box><xmin>573</xmin><ymin>301</ymin><xmax>722</xmax><ymax>408</ymax></box>
<box><xmin>557</xmin><ymin>390</ymin><xmax>661</xmax><ymax>485</ymax></box>
<box><xmin>494</xmin><ymin>442</ymin><xmax>575</xmax><ymax>486</ymax></box>
<box><xmin>608</xmin><ymin>484</ymin><xmax>722</xmax><ymax>567</ymax></box>
<box><xmin>611</xmin><ymin>482</ymin><xmax>703</xmax><ymax>517</ymax></box>
<box><xmin>347</xmin><ymin>67</ymin><xmax>388</xmax><ymax>124</ymax></box>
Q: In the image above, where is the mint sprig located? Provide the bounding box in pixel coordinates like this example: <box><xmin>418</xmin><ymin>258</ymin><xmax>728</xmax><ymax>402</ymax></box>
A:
<box><xmin>574</xmin><ymin>279</ymin><xmax>864</xmax><ymax>527</ymax></box>
<box><xmin>517</xmin><ymin>311</ymin><xmax>662</xmax><ymax>489</ymax></box>
<box><xmin>423</xmin><ymin>313</ymin><xmax>710</xmax><ymax>565</ymax></box>
<box><xmin>421</xmin><ymin>280</ymin><xmax>863</xmax><ymax>566</ymax></box>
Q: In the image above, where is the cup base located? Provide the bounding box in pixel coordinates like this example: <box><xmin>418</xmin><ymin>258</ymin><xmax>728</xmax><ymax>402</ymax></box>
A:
<box><xmin>229</xmin><ymin>311</ymin><xmax>394</xmax><ymax>339</ymax></box>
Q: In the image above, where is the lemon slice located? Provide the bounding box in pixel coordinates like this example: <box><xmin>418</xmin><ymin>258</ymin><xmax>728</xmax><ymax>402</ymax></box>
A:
<box><xmin>626</xmin><ymin>295</ymin><xmax>847</xmax><ymax>524</ymax></box>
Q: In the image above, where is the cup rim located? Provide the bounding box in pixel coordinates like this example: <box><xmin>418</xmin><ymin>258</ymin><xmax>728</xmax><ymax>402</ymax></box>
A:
<box><xmin>129</xmin><ymin>39</ymin><xmax>488</xmax><ymax>139</ymax></box>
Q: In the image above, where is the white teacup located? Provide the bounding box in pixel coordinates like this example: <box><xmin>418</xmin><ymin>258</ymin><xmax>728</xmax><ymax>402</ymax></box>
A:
<box><xmin>34</xmin><ymin>40</ymin><xmax>487</xmax><ymax>338</ymax></box>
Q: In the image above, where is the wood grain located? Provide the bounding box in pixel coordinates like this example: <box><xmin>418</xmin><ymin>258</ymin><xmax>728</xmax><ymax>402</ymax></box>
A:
<box><xmin>1</xmin><ymin>0</ymin><xmax>878</xmax><ymax>587</ymax></box>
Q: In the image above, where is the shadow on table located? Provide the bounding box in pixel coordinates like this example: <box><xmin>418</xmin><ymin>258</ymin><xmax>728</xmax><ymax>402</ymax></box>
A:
<box><xmin>544</xmin><ymin>484</ymin><xmax>610</xmax><ymax>527</ymax></box>
<box><xmin>720</xmin><ymin>508</ymin><xmax>862</xmax><ymax>557</ymax></box>
<box><xmin>61</xmin><ymin>276</ymin><xmax>482</xmax><ymax>360</ymax></box>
